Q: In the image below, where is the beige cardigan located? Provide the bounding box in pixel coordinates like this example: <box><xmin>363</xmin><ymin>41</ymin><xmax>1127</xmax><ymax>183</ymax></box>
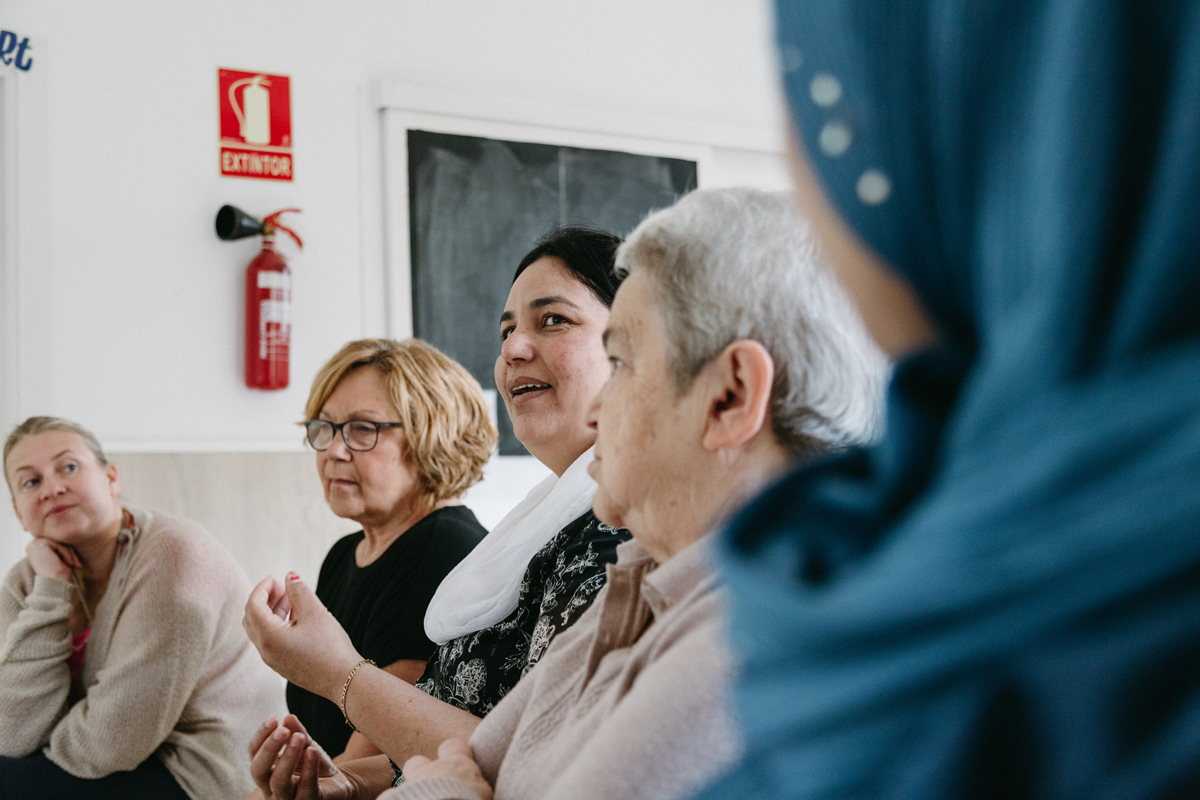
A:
<box><xmin>384</xmin><ymin>536</ymin><xmax>740</xmax><ymax>800</ymax></box>
<box><xmin>0</xmin><ymin>507</ymin><xmax>285</xmax><ymax>799</ymax></box>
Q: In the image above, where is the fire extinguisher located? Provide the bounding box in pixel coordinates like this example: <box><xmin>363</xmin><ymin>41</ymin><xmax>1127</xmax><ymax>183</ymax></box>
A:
<box><xmin>215</xmin><ymin>205</ymin><xmax>303</xmax><ymax>390</ymax></box>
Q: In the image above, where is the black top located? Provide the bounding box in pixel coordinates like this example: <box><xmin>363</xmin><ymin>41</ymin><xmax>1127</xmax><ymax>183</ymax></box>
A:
<box><xmin>416</xmin><ymin>509</ymin><xmax>630</xmax><ymax>716</ymax></box>
<box><xmin>287</xmin><ymin>505</ymin><xmax>486</xmax><ymax>755</ymax></box>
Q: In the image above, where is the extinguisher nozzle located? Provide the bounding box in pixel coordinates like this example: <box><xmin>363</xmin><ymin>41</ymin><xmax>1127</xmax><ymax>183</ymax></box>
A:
<box><xmin>216</xmin><ymin>205</ymin><xmax>266</xmax><ymax>240</ymax></box>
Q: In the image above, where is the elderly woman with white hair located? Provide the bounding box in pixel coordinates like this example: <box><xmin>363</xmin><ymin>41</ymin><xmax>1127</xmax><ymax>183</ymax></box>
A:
<box><xmin>248</xmin><ymin>187</ymin><xmax>886</xmax><ymax>800</ymax></box>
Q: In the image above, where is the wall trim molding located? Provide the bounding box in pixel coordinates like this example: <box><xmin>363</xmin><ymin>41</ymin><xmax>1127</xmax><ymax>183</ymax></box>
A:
<box><xmin>371</xmin><ymin>82</ymin><xmax>787</xmax><ymax>155</ymax></box>
<box><xmin>103</xmin><ymin>437</ymin><xmax>309</xmax><ymax>454</ymax></box>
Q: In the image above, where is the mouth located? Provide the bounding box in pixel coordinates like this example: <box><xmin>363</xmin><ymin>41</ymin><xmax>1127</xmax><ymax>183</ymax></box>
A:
<box><xmin>328</xmin><ymin>477</ymin><xmax>359</xmax><ymax>489</ymax></box>
<box><xmin>46</xmin><ymin>504</ymin><xmax>75</xmax><ymax>518</ymax></box>
<box><xmin>508</xmin><ymin>381</ymin><xmax>552</xmax><ymax>402</ymax></box>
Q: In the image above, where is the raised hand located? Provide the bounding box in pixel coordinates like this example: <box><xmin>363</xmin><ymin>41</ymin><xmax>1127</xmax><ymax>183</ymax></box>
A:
<box><xmin>243</xmin><ymin>572</ymin><xmax>361</xmax><ymax>699</ymax></box>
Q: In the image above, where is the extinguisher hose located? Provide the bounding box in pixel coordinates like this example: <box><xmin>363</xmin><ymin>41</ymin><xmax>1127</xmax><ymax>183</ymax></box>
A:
<box><xmin>262</xmin><ymin>208</ymin><xmax>303</xmax><ymax>249</ymax></box>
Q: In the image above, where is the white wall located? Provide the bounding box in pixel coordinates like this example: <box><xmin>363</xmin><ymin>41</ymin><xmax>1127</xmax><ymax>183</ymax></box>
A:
<box><xmin>0</xmin><ymin>0</ymin><xmax>789</xmax><ymax>577</ymax></box>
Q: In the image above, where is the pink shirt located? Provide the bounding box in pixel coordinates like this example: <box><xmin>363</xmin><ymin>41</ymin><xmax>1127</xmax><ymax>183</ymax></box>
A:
<box><xmin>67</xmin><ymin>627</ymin><xmax>90</xmax><ymax>699</ymax></box>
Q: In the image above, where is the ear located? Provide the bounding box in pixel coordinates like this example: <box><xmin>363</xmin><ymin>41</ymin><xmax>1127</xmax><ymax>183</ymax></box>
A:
<box><xmin>700</xmin><ymin>339</ymin><xmax>774</xmax><ymax>454</ymax></box>
<box><xmin>105</xmin><ymin>462</ymin><xmax>121</xmax><ymax>499</ymax></box>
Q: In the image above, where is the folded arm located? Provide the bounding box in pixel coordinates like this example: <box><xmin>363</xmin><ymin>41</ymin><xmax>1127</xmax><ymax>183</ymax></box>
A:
<box><xmin>0</xmin><ymin>573</ymin><xmax>74</xmax><ymax>757</ymax></box>
<box><xmin>384</xmin><ymin>622</ymin><xmax>738</xmax><ymax>800</ymax></box>
<box><xmin>46</xmin><ymin>566</ymin><xmax>219</xmax><ymax>777</ymax></box>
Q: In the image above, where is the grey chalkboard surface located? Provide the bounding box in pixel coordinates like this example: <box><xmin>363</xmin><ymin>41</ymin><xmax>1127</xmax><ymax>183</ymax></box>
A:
<box><xmin>408</xmin><ymin>129</ymin><xmax>697</xmax><ymax>455</ymax></box>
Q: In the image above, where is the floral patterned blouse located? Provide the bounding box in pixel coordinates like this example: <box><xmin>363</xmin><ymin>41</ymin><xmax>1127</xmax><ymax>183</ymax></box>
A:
<box><xmin>416</xmin><ymin>509</ymin><xmax>630</xmax><ymax>714</ymax></box>
<box><xmin>392</xmin><ymin>510</ymin><xmax>629</xmax><ymax>784</ymax></box>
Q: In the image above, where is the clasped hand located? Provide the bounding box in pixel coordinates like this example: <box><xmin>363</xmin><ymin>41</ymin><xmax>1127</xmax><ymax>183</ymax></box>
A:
<box><xmin>247</xmin><ymin>715</ymin><xmax>357</xmax><ymax>800</ymax></box>
<box><xmin>247</xmin><ymin>716</ymin><xmax>492</xmax><ymax>800</ymax></box>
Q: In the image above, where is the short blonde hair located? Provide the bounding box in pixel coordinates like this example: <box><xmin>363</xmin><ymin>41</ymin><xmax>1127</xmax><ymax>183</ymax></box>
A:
<box><xmin>4</xmin><ymin>416</ymin><xmax>110</xmax><ymax>497</ymax></box>
<box><xmin>305</xmin><ymin>339</ymin><xmax>496</xmax><ymax>509</ymax></box>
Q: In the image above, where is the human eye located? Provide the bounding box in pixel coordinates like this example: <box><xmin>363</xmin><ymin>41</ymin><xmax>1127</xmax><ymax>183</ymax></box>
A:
<box><xmin>608</xmin><ymin>355</ymin><xmax>624</xmax><ymax>373</ymax></box>
<box><xmin>61</xmin><ymin>462</ymin><xmax>78</xmax><ymax>475</ymax></box>
<box><xmin>543</xmin><ymin>313</ymin><xmax>571</xmax><ymax>328</ymax></box>
<box><xmin>500</xmin><ymin>324</ymin><xmax>515</xmax><ymax>341</ymax></box>
<box><xmin>21</xmin><ymin>476</ymin><xmax>40</xmax><ymax>490</ymax></box>
<box><xmin>348</xmin><ymin>420</ymin><xmax>377</xmax><ymax>437</ymax></box>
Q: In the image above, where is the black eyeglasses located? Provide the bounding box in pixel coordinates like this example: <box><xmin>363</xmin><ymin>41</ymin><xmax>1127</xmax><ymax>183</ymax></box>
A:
<box><xmin>304</xmin><ymin>420</ymin><xmax>403</xmax><ymax>452</ymax></box>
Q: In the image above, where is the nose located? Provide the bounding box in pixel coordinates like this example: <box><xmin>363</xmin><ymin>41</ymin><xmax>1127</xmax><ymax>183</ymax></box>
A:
<box><xmin>39</xmin><ymin>475</ymin><xmax>67</xmax><ymax>500</ymax></box>
<box><xmin>500</xmin><ymin>327</ymin><xmax>534</xmax><ymax>363</ymax></box>
<box><xmin>324</xmin><ymin>428</ymin><xmax>353</xmax><ymax>461</ymax></box>
<box><xmin>585</xmin><ymin>386</ymin><xmax>603</xmax><ymax>433</ymax></box>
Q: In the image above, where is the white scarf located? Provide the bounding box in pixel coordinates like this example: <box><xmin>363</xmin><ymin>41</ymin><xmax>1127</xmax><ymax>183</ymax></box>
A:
<box><xmin>424</xmin><ymin>447</ymin><xmax>598</xmax><ymax>645</ymax></box>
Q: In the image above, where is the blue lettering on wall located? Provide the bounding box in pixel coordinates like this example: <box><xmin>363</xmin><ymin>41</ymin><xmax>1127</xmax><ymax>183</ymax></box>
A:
<box><xmin>0</xmin><ymin>30</ymin><xmax>33</xmax><ymax>71</ymax></box>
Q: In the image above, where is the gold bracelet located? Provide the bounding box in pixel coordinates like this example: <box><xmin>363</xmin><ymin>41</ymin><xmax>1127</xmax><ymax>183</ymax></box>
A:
<box><xmin>339</xmin><ymin>658</ymin><xmax>375</xmax><ymax>732</ymax></box>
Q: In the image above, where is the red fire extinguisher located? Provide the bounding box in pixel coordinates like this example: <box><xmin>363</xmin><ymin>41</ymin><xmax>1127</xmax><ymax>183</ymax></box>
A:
<box><xmin>215</xmin><ymin>205</ymin><xmax>302</xmax><ymax>390</ymax></box>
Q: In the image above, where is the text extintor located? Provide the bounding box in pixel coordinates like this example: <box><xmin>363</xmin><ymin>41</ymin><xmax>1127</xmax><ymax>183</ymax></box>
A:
<box><xmin>218</xmin><ymin>68</ymin><xmax>293</xmax><ymax>182</ymax></box>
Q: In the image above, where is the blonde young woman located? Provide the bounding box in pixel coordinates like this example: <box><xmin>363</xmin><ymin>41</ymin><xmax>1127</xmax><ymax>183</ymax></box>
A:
<box><xmin>0</xmin><ymin>417</ymin><xmax>283</xmax><ymax>800</ymax></box>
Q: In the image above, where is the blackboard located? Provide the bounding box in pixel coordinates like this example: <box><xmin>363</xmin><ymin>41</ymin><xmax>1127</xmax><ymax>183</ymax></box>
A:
<box><xmin>407</xmin><ymin>129</ymin><xmax>698</xmax><ymax>455</ymax></box>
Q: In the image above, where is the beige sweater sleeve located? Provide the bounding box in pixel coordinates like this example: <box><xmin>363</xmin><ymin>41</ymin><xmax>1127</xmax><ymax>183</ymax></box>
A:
<box><xmin>381</xmin><ymin>777</ymin><xmax>487</xmax><ymax>800</ymax></box>
<box><xmin>522</xmin><ymin>625</ymin><xmax>738</xmax><ymax>800</ymax></box>
<box><xmin>0</xmin><ymin>568</ymin><xmax>75</xmax><ymax>757</ymax></box>
<box><xmin>384</xmin><ymin>622</ymin><xmax>738</xmax><ymax>800</ymax></box>
<box><xmin>43</xmin><ymin>531</ymin><xmax>221</xmax><ymax>778</ymax></box>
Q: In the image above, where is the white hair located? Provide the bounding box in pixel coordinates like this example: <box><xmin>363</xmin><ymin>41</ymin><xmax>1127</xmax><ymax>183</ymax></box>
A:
<box><xmin>616</xmin><ymin>187</ymin><xmax>888</xmax><ymax>458</ymax></box>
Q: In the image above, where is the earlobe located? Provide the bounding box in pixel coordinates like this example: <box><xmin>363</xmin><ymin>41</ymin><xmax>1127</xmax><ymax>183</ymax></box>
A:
<box><xmin>701</xmin><ymin>340</ymin><xmax>774</xmax><ymax>453</ymax></box>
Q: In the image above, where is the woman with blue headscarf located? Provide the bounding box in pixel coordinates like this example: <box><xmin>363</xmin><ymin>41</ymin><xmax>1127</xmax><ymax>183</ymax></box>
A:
<box><xmin>706</xmin><ymin>2</ymin><xmax>1200</xmax><ymax>797</ymax></box>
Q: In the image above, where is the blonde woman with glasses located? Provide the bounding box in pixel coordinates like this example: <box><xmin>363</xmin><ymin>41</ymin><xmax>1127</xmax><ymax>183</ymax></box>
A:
<box><xmin>280</xmin><ymin>339</ymin><xmax>496</xmax><ymax>766</ymax></box>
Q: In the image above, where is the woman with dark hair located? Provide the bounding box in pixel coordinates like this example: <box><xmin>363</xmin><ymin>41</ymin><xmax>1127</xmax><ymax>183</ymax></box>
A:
<box><xmin>241</xmin><ymin>226</ymin><xmax>631</xmax><ymax>798</ymax></box>
<box><xmin>418</xmin><ymin>226</ymin><xmax>625</xmax><ymax>710</ymax></box>
<box><xmin>704</xmin><ymin>2</ymin><xmax>1200</xmax><ymax>798</ymax></box>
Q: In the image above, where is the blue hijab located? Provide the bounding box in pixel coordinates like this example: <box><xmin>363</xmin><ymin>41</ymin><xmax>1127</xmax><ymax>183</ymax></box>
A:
<box><xmin>705</xmin><ymin>2</ymin><xmax>1200</xmax><ymax>797</ymax></box>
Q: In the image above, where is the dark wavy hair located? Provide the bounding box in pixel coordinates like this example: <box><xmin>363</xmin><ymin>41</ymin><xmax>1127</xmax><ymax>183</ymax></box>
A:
<box><xmin>513</xmin><ymin>226</ymin><xmax>623</xmax><ymax>308</ymax></box>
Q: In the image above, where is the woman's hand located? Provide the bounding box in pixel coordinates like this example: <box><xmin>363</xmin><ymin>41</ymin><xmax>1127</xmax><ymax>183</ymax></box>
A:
<box><xmin>397</xmin><ymin>739</ymin><xmax>493</xmax><ymax>800</ymax></box>
<box><xmin>25</xmin><ymin>538</ymin><xmax>79</xmax><ymax>581</ymax></box>
<box><xmin>243</xmin><ymin>573</ymin><xmax>361</xmax><ymax>699</ymax></box>
<box><xmin>248</xmin><ymin>715</ymin><xmax>359</xmax><ymax>800</ymax></box>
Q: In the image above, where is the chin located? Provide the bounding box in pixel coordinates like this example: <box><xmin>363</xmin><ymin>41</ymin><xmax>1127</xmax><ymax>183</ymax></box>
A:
<box><xmin>512</xmin><ymin>415</ymin><xmax>562</xmax><ymax>448</ymax></box>
<box><xmin>325</xmin><ymin>500</ymin><xmax>361</xmax><ymax>521</ymax></box>
<box><xmin>591</xmin><ymin>491</ymin><xmax>624</xmax><ymax>530</ymax></box>
<box><xmin>36</xmin><ymin>526</ymin><xmax>75</xmax><ymax>544</ymax></box>
<box><xmin>40</xmin><ymin>513</ymin><xmax>86</xmax><ymax>538</ymax></box>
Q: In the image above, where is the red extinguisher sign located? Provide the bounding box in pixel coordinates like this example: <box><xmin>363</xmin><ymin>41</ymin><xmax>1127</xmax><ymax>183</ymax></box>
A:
<box><xmin>218</xmin><ymin>68</ymin><xmax>293</xmax><ymax>181</ymax></box>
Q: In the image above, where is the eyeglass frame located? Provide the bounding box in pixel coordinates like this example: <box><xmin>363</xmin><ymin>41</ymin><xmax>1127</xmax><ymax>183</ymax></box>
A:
<box><xmin>304</xmin><ymin>419</ymin><xmax>404</xmax><ymax>452</ymax></box>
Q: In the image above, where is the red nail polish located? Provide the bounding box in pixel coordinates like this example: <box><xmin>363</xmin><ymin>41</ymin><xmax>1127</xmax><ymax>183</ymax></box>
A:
<box><xmin>286</xmin><ymin>571</ymin><xmax>299</xmax><ymax>582</ymax></box>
